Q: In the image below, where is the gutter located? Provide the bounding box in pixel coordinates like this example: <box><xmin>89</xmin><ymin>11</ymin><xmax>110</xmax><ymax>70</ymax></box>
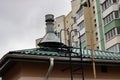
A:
<box><xmin>45</xmin><ymin>58</ymin><xmax>54</xmax><ymax>80</ymax></box>
<box><xmin>1</xmin><ymin>54</ymin><xmax>120</xmax><ymax>66</ymax></box>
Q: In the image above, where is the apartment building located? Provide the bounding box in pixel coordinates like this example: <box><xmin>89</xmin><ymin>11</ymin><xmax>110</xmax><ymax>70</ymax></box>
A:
<box><xmin>54</xmin><ymin>0</ymin><xmax>81</xmax><ymax>47</ymax></box>
<box><xmin>64</xmin><ymin>11</ymin><xmax>73</xmax><ymax>46</ymax></box>
<box><xmin>70</xmin><ymin>0</ymin><xmax>82</xmax><ymax>47</ymax></box>
<box><xmin>54</xmin><ymin>0</ymin><xmax>97</xmax><ymax>50</ymax></box>
<box><xmin>49</xmin><ymin>12</ymin><xmax>73</xmax><ymax>46</ymax></box>
<box><xmin>97</xmin><ymin>0</ymin><xmax>120</xmax><ymax>52</ymax></box>
<box><xmin>54</xmin><ymin>0</ymin><xmax>120</xmax><ymax>52</ymax></box>
<box><xmin>74</xmin><ymin>0</ymin><xmax>97</xmax><ymax>50</ymax></box>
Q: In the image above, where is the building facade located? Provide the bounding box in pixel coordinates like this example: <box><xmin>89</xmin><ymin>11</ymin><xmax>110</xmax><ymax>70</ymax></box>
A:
<box><xmin>97</xmin><ymin>0</ymin><xmax>120</xmax><ymax>52</ymax></box>
<box><xmin>54</xmin><ymin>0</ymin><xmax>120</xmax><ymax>52</ymax></box>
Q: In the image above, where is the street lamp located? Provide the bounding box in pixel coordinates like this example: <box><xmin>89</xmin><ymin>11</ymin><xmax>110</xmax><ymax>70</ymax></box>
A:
<box><xmin>69</xmin><ymin>30</ymin><xmax>84</xmax><ymax>80</ymax></box>
<box><xmin>76</xmin><ymin>30</ymin><xmax>84</xmax><ymax>80</ymax></box>
<box><xmin>60</xmin><ymin>29</ymin><xmax>84</xmax><ymax>80</ymax></box>
<box><xmin>60</xmin><ymin>29</ymin><xmax>73</xmax><ymax>80</ymax></box>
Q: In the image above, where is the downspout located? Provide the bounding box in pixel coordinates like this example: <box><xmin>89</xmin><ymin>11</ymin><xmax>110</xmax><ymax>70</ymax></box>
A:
<box><xmin>45</xmin><ymin>58</ymin><xmax>54</xmax><ymax>80</ymax></box>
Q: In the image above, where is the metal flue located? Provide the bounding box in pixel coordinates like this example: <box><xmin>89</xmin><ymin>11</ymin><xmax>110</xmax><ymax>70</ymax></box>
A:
<box><xmin>38</xmin><ymin>14</ymin><xmax>64</xmax><ymax>48</ymax></box>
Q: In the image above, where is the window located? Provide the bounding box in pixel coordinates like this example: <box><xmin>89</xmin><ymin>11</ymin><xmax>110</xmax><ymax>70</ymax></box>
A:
<box><xmin>105</xmin><ymin>27</ymin><xmax>120</xmax><ymax>40</ymax></box>
<box><xmin>80</xmin><ymin>34</ymin><xmax>86</xmax><ymax>43</ymax></box>
<box><xmin>114</xmin><ymin>11</ymin><xmax>119</xmax><ymax>18</ymax></box>
<box><xmin>95</xmin><ymin>23</ymin><xmax>97</xmax><ymax>27</ymax></box>
<box><xmin>111</xmin><ymin>29</ymin><xmax>116</xmax><ymax>37</ymax></box>
<box><xmin>66</xmin><ymin>21</ymin><xmax>68</xmax><ymax>23</ymax></box>
<box><xmin>96</xmin><ymin>37</ymin><xmax>98</xmax><ymax>41</ymax></box>
<box><xmin>107</xmin><ymin>43</ymin><xmax>120</xmax><ymax>52</ymax></box>
<box><xmin>103</xmin><ymin>11</ymin><xmax>120</xmax><ymax>25</ymax></box>
<box><xmin>106</xmin><ymin>0</ymin><xmax>109</xmax><ymax>8</ymax></box>
<box><xmin>93</xmin><ymin>6</ymin><xmax>95</xmax><ymax>14</ymax></box>
<box><xmin>54</xmin><ymin>31</ymin><xmax>57</xmax><ymax>36</ymax></box>
<box><xmin>74</xmin><ymin>29</ymin><xmax>77</xmax><ymax>35</ymax></box>
<box><xmin>73</xmin><ymin>17</ymin><xmax>76</xmax><ymax>23</ymax></box>
<box><xmin>76</xmin><ymin>8</ymin><xmax>83</xmax><ymax>19</ymax></box>
<box><xmin>102</xmin><ymin>0</ymin><xmax>119</xmax><ymax>11</ymax></box>
<box><xmin>75</xmin><ymin>41</ymin><xmax>79</xmax><ymax>48</ymax></box>
<box><xmin>112</xmin><ymin>0</ymin><xmax>119</xmax><ymax>3</ymax></box>
<box><xmin>102</xmin><ymin>0</ymin><xmax>109</xmax><ymax>11</ymax></box>
<box><xmin>58</xmin><ymin>24</ymin><xmax>60</xmax><ymax>27</ymax></box>
<box><xmin>117</xmin><ymin>27</ymin><xmax>120</xmax><ymax>34</ymax></box>
<box><xmin>78</xmin><ymin>21</ymin><xmax>85</xmax><ymax>31</ymax></box>
<box><xmin>67</xmin><ymin>28</ymin><xmax>69</xmax><ymax>35</ymax></box>
<box><xmin>105</xmin><ymin>28</ymin><xmax>116</xmax><ymax>41</ymax></box>
<box><xmin>96</xmin><ymin>32</ymin><xmax>98</xmax><ymax>36</ymax></box>
<box><xmin>94</xmin><ymin>19</ymin><xmax>96</xmax><ymax>23</ymax></box>
<box><xmin>97</xmin><ymin>46</ymin><xmax>99</xmax><ymax>49</ymax></box>
<box><xmin>110</xmin><ymin>13</ymin><xmax>113</xmax><ymax>21</ymax></box>
<box><xmin>101</xmin><ymin>66</ymin><xmax>108</xmax><ymax>73</ymax></box>
<box><xmin>57</xmin><ymin>32</ymin><xmax>60</xmax><ymax>38</ymax></box>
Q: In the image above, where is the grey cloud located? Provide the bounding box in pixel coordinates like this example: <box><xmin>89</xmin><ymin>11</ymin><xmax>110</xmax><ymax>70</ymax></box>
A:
<box><xmin>0</xmin><ymin>0</ymin><xmax>71</xmax><ymax>58</ymax></box>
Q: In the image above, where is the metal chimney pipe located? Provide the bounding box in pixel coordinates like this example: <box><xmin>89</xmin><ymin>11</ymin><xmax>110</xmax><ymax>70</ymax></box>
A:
<box><xmin>38</xmin><ymin>14</ymin><xmax>64</xmax><ymax>48</ymax></box>
<box><xmin>45</xmin><ymin>14</ymin><xmax>54</xmax><ymax>33</ymax></box>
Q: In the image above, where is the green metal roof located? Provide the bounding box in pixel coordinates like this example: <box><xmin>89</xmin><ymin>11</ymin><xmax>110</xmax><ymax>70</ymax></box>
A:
<box><xmin>8</xmin><ymin>48</ymin><xmax>120</xmax><ymax>60</ymax></box>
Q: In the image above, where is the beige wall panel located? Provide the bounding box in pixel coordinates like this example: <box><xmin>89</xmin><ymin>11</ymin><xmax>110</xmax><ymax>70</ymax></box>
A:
<box><xmin>105</xmin><ymin>36</ymin><xmax>120</xmax><ymax>49</ymax></box>
<box><xmin>2</xmin><ymin>61</ymin><xmax>120</xmax><ymax>80</ymax></box>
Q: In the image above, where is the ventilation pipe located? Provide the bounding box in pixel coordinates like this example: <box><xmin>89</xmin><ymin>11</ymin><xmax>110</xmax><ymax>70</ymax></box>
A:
<box><xmin>38</xmin><ymin>14</ymin><xmax>64</xmax><ymax>48</ymax></box>
<box><xmin>45</xmin><ymin>58</ymin><xmax>54</xmax><ymax>80</ymax></box>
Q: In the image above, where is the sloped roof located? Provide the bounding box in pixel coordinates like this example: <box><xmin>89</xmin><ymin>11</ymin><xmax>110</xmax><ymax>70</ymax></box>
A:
<box><xmin>8</xmin><ymin>48</ymin><xmax>120</xmax><ymax>60</ymax></box>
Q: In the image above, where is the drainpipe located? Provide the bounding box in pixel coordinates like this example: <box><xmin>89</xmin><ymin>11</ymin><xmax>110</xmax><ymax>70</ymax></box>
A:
<box><xmin>45</xmin><ymin>58</ymin><xmax>54</xmax><ymax>80</ymax></box>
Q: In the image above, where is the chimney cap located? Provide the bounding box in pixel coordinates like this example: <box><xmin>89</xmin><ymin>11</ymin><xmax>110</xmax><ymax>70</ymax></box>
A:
<box><xmin>45</xmin><ymin>14</ymin><xmax>54</xmax><ymax>22</ymax></box>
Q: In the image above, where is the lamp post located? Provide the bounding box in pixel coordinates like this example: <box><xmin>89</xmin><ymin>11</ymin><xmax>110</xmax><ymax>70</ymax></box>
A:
<box><xmin>70</xmin><ymin>30</ymin><xmax>84</xmax><ymax>80</ymax></box>
<box><xmin>60</xmin><ymin>29</ymin><xmax>84</xmax><ymax>80</ymax></box>
<box><xmin>68</xmin><ymin>29</ymin><xmax>76</xmax><ymax>80</ymax></box>
<box><xmin>76</xmin><ymin>30</ymin><xmax>84</xmax><ymax>80</ymax></box>
<box><xmin>60</xmin><ymin>29</ymin><xmax>73</xmax><ymax>80</ymax></box>
<box><xmin>69</xmin><ymin>30</ymin><xmax>84</xmax><ymax>80</ymax></box>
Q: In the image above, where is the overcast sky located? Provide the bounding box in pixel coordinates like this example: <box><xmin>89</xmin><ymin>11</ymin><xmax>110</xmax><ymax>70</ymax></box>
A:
<box><xmin>0</xmin><ymin>0</ymin><xmax>71</xmax><ymax>58</ymax></box>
